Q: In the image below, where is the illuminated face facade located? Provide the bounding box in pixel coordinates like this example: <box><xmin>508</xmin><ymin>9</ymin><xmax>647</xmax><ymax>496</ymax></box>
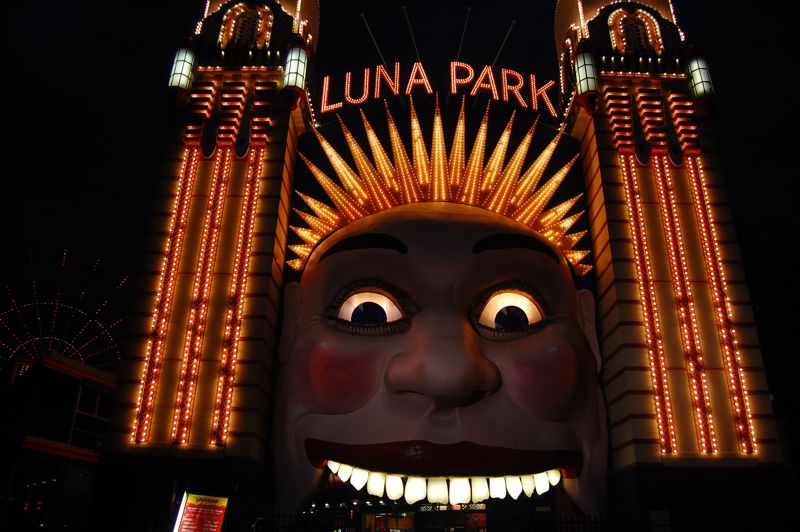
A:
<box><xmin>273</xmin><ymin>203</ymin><xmax>607</xmax><ymax>513</ymax></box>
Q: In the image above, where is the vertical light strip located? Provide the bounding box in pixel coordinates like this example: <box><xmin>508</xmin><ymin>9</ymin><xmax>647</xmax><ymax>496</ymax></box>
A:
<box><xmin>210</xmin><ymin>146</ymin><xmax>266</xmax><ymax>446</ymax></box>
<box><xmin>171</xmin><ymin>146</ymin><xmax>233</xmax><ymax>445</ymax></box>
<box><xmin>132</xmin><ymin>146</ymin><xmax>200</xmax><ymax>444</ymax></box>
<box><xmin>651</xmin><ymin>155</ymin><xmax>717</xmax><ymax>453</ymax></box>
<box><xmin>686</xmin><ymin>156</ymin><xmax>756</xmax><ymax>453</ymax></box>
<box><xmin>619</xmin><ymin>154</ymin><xmax>677</xmax><ymax>453</ymax></box>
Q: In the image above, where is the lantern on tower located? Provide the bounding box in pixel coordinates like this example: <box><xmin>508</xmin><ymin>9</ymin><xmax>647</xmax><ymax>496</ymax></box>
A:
<box><xmin>168</xmin><ymin>47</ymin><xmax>196</xmax><ymax>91</ymax></box>
<box><xmin>574</xmin><ymin>44</ymin><xmax>599</xmax><ymax>113</ymax></box>
<box><xmin>283</xmin><ymin>40</ymin><xmax>308</xmax><ymax>108</ymax></box>
<box><xmin>687</xmin><ymin>56</ymin><xmax>714</xmax><ymax>98</ymax></box>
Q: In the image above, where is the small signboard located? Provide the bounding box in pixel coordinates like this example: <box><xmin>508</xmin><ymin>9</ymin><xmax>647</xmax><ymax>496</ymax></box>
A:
<box><xmin>172</xmin><ymin>492</ymin><xmax>228</xmax><ymax>532</ymax></box>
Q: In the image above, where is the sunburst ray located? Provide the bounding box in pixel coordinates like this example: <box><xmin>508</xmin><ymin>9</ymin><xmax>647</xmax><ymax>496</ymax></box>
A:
<box><xmin>291</xmin><ymin>99</ymin><xmax>592</xmax><ymax>275</ymax></box>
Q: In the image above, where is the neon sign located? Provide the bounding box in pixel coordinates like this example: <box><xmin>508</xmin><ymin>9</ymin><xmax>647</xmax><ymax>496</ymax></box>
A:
<box><xmin>319</xmin><ymin>61</ymin><xmax>557</xmax><ymax>117</ymax></box>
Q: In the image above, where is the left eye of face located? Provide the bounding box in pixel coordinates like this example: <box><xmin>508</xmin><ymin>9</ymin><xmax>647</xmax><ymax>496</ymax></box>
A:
<box><xmin>337</xmin><ymin>292</ymin><xmax>404</xmax><ymax>326</ymax></box>
<box><xmin>478</xmin><ymin>291</ymin><xmax>544</xmax><ymax>332</ymax></box>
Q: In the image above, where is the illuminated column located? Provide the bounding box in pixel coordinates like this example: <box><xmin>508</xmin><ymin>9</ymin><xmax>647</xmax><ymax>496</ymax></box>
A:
<box><xmin>113</xmin><ymin>2</ymin><xmax>317</xmax><ymax>462</ymax></box>
<box><xmin>557</xmin><ymin>0</ymin><xmax>780</xmax><ymax>478</ymax></box>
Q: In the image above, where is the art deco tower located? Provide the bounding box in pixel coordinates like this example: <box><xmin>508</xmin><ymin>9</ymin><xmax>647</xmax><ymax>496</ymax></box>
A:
<box><xmin>556</xmin><ymin>0</ymin><xmax>786</xmax><ymax>521</ymax></box>
<box><xmin>98</xmin><ymin>1</ymin><xmax>319</xmax><ymax>529</ymax></box>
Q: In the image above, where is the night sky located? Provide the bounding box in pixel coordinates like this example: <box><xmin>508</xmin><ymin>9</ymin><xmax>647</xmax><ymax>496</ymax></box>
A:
<box><xmin>3</xmin><ymin>1</ymin><xmax>798</xmax><ymax>441</ymax></box>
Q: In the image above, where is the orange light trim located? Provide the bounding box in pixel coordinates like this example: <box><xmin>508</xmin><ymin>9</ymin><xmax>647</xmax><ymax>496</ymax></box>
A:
<box><xmin>345</xmin><ymin>68</ymin><xmax>370</xmax><ymax>105</ymax></box>
<box><xmin>430</xmin><ymin>96</ymin><xmax>449</xmax><ymax>201</ymax></box>
<box><xmin>409</xmin><ymin>97</ymin><xmax>431</xmax><ymax>191</ymax></box>
<box><xmin>620</xmin><ymin>154</ymin><xmax>677</xmax><ymax>453</ymax></box>
<box><xmin>338</xmin><ymin>116</ymin><xmax>397</xmax><ymax>211</ymax></box>
<box><xmin>470</xmin><ymin>65</ymin><xmax>499</xmax><ymax>100</ymax></box>
<box><xmin>131</xmin><ymin>146</ymin><xmax>200</xmax><ymax>444</ymax></box>
<box><xmin>374</xmin><ymin>63</ymin><xmax>401</xmax><ymax>99</ymax></box>
<box><xmin>483</xmin><ymin>120</ymin><xmax>536</xmax><ymax>215</ymax></box>
<box><xmin>385</xmin><ymin>101</ymin><xmax>423</xmax><ymax>204</ymax></box>
<box><xmin>456</xmin><ymin>103</ymin><xmax>490</xmax><ymax>206</ymax></box>
<box><xmin>171</xmin><ymin>147</ymin><xmax>233</xmax><ymax>445</ymax></box>
<box><xmin>210</xmin><ymin>146</ymin><xmax>265</xmax><ymax>446</ymax></box>
<box><xmin>652</xmin><ymin>155</ymin><xmax>717</xmax><ymax>453</ymax></box>
<box><xmin>687</xmin><ymin>156</ymin><xmax>756</xmax><ymax>454</ymax></box>
<box><xmin>404</xmin><ymin>62</ymin><xmax>433</xmax><ymax>95</ymax></box>
<box><xmin>480</xmin><ymin>111</ymin><xmax>515</xmax><ymax>193</ymax></box>
<box><xmin>448</xmin><ymin>97</ymin><xmax>467</xmax><ymax>188</ymax></box>
<box><xmin>359</xmin><ymin>109</ymin><xmax>400</xmax><ymax>193</ymax></box>
<box><xmin>501</xmin><ymin>68</ymin><xmax>528</xmax><ymax>108</ymax></box>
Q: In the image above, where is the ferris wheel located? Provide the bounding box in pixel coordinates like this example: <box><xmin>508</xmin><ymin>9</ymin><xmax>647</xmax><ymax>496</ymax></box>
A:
<box><xmin>0</xmin><ymin>248</ymin><xmax>127</xmax><ymax>378</ymax></box>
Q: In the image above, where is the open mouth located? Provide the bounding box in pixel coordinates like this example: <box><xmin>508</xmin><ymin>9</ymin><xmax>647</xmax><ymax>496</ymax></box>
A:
<box><xmin>306</xmin><ymin>439</ymin><xmax>582</xmax><ymax>505</ymax></box>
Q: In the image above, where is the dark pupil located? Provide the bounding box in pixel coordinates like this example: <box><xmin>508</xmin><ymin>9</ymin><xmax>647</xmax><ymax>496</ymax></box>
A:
<box><xmin>351</xmin><ymin>302</ymin><xmax>388</xmax><ymax>325</ymax></box>
<box><xmin>494</xmin><ymin>306</ymin><xmax>528</xmax><ymax>330</ymax></box>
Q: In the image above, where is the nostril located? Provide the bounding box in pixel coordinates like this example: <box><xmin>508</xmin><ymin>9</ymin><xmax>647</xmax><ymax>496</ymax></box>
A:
<box><xmin>461</xmin><ymin>390</ymin><xmax>487</xmax><ymax>408</ymax></box>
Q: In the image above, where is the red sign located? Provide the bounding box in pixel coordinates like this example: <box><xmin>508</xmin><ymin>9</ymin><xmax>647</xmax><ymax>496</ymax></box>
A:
<box><xmin>320</xmin><ymin>61</ymin><xmax>557</xmax><ymax>117</ymax></box>
<box><xmin>173</xmin><ymin>493</ymin><xmax>228</xmax><ymax>532</ymax></box>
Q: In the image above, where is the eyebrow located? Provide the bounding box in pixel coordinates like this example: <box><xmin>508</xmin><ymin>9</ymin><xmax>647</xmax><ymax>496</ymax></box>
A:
<box><xmin>319</xmin><ymin>233</ymin><xmax>408</xmax><ymax>262</ymax></box>
<box><xmin>472</xmin><ymin>233</ymin><xmax>561</xmax><ymax>263</ymax></box>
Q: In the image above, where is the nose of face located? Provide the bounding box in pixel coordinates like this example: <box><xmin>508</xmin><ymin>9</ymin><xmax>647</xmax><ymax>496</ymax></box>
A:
<box><xmin>385</xmin><ymin>303</ymin><xmax>500</xmax><ymax>411</ymax></box>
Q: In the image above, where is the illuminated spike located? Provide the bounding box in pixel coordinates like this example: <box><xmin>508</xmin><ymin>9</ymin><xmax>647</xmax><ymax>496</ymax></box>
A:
<box><xmin>290</xmin><ymin>105</ymin><xmax>592</xmax><ymax>277</ymax></box>
<box><xmin>299</xmin><ymin>154</ymin><xmax>368</xmax><ymax>222</ymax></box>
<box><xmin>296</xmin><ymin>191</ymin><xmax>343</xmax><ymax>228</ymax></box>
<box><xmin>291</xmin><ymin>226</ymin><xmax>322</xmax><ymax>246</ymax></box>
<box><xmin>566</xmin><ymin>249</ymin><xmax>590</xmax><ymax>264</ymax></box>
<box><xmin>385</xmin><ymin>100</ymin><xmax>423</xmax><ymax>204</ymax></box>
<box><xmin>573</xmin><ymin>263</ymin><xmax>593</xmax><ymax>276</ymax></box>
<box><xmin>511</xmin><ymin>131</ymin><xmax>562</xmax><ymax>207</ymax></box>
<box><xmin>287</xmin><ymin>258</ymin><xmax>305</xmax><ymax>270</ymax></box>
<box><xmin>430</xmin><ymin>96</ymin><xmax>449</xmax><ymax>201</ymax></box>
<box><xmin>483</xmin><ymin>119</ymin><xmax>537</xmax><ymax>215</ymax></box>
<box><xmin>541</xmin><ymin>210</ymin><xmax>584</xmax><ymax>242</ymax></box>
<box><xmin>294</xmin><ymin>208</ymin><xmax>338</xmax><ymax>235</ymax></box>
<box><xmin>449</xmin><ymin>96</ymin><xmax>466</xmax><ymax>187</ymax></box>
<box><xmin>513</xmin><ymin>154</ymin><xmax>579</xmax><ymax>226</ymax></box>
<box><xmin>537</xmin><ymin>193</ymin><xmax>583</xmax><ymax>230</ymax></box>
<box><xmin>457</xmin><ymin>102</ymin><xmax>491</xmax><ymax>205</ymax></box>
<box><xmin>560</xmin><ymin>230</ymin><xmax>587</xmax><ymax>252</ymax></box>
<box><xmin>360</xmin><ymin>109</ymin><xmax>400</xmax><ymax>193</ymax></box>
<box><xmin>480</xmin><ymin>110</ymin><xmax>515</xmax><ymax>193</ymax></box>
<box><xmin>288</xmin><ymin>244</ymin><xmax>313</xmax><ymax>260</ymax></box>
<box><xmin>337</xmin><ymin>115</ymin><xmax>396</xmax><ymax>212</ymax></box>
<box><xmin>312</xmin><ymin>127</ymin><xmax>370</xmax><ymax>205</ymax></box>
<box><xmin>409</xmin><ymin>96</ymin><xmax>431</xmax><ymax>193</ymax></box>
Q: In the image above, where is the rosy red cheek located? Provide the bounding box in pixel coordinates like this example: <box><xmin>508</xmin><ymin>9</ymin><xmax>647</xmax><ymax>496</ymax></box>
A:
<box><xmin>307</xmin><ymin>343</ymin><xmax>381</xmax><ymax>414</ymax></box>
<box><xmin>509</xmin><ymin>337</ymin><xmax>579</xmax><ymax>420</ymax></box>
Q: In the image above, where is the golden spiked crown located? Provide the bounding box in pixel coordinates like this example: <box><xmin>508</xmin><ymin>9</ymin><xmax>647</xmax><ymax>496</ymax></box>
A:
<box><xmin>288</xmin><ymin>96</ymin><xmax>592</xmax><ymax>275</ymax></box>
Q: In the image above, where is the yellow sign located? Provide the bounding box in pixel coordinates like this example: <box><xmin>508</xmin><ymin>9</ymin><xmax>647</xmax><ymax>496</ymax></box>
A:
<box><xmin>173</xmin><ymin>492</ymin><xmax>229</xmax><ymax>532</ymax></box>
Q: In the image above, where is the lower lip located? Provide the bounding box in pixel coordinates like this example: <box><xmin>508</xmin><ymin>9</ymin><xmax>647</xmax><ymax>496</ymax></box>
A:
<box><xmin>306</xmin><ymin>439</ymin><xmax>582</xmax><ymax>478</ymax></box>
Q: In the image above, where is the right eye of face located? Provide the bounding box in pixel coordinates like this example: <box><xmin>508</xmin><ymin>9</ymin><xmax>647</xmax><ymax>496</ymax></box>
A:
<box><xmin>328</xmin><ymin>283</ymin><xmax>413</xmax><ymax>336</ymax></box>
<box><xmin>337</xmin><ymin>292</ymin><xmax>403</xmax><ymax>326</ymax></box>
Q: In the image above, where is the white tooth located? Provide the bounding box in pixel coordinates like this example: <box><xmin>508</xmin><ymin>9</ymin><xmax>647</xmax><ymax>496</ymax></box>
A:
<box><xmin>366</xmin><ymin>472</ymin><xmax>386</xmax><ymax>497</ymax></box>
<box><xmin>326</xmin><ymin>460</ymin><xmax>341</xmax><ymax>474</ymax></box>
<box><xmin>534</xmin><ymin>472</ymin><xmax>549</xmax><ymax>495</ymax></box>
<box><xmin>505</xmin><ymin>476</ymin><xmax>522</xmax><ymax>500</ymax></box>
<box><xmin>448</xmin><ymin>478</ymin><xmax>471</xmax><ymax>505</ymax></box>
<box><xmin>404</xmin><ymin>477</ymin><xmax>427</xmax><ymax>504</ymax></box>
<box><xmin>385</xmin><ymin>475</ymin><xmax>404</xmax><ymax>501</ymax></box>
<box><xmin>427</xmin><ymin>478</ymin><xmax>448</xmax><ymax>504</ymax></box>
<box><xmin>350</xmin><ymin>467</ymin><xmax>369</xmax><ymax>490</ymax></box>
<box><xmin>521</xmin><ymin>475</ymin><xmax>535</xmax><ymax>497</ymax></box>
<box><xmin>547</xmin><ymin>469</ymin><xmax>561</xmax><ymax>486</ymax></box>
<box><xmin>489</xmin><ymin>477</ymin><xmax>507</xmax><ymax>499</ymax></box>
<box><xmin>470</xmin><ymin>477</ymin><xmax>490</xmax><ymax>503</ymax></box>
<box><xmin>337</xmin><ymin>464</ymin><xmax>353</xmax><ymax>482</ymax></box>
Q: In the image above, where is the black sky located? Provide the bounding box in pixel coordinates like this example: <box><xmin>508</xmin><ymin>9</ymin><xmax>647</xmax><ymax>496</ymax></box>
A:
<box><xmin>2</xmin><ymin>1</ymin><xmax>798</xmax><ymax>422</ymax></box>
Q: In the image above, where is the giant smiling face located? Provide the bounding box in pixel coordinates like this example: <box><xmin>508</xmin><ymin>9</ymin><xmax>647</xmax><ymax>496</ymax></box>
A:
<box><xmin>273</xmin><ymin>202</ymin><xmax>607</xmax><ymax>513</ymax></box>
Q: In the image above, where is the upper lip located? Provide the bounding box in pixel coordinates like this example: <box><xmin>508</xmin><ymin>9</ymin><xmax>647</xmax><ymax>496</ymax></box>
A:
<box><xmin>305</xmin><ymin>439</ymin><xmax>582</xmax><ymax>478</ymax></box>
